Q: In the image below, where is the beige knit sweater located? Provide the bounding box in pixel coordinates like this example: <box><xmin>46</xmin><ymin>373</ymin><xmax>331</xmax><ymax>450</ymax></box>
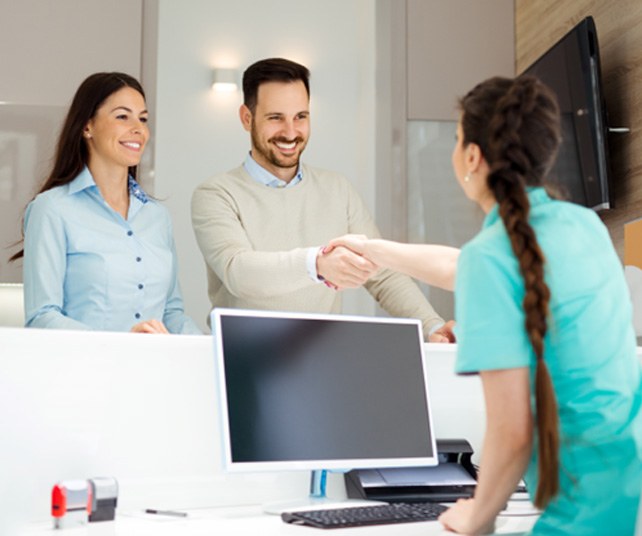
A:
<box><xmin>191</xmin><ymin>164</ymin><xmax>444</xmax><ymax>337</ymax></box>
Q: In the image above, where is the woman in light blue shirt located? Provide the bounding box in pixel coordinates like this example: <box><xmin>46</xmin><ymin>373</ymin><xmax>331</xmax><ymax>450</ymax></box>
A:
<box><xmin>328</xmin><ymin>76</ymin><xmax>642</xmax><ymax>534</ymax></box>
<box><xmin>11</xmin><ymin>72</ymin><xmax>200</xmax><ymax>334</ymax></box>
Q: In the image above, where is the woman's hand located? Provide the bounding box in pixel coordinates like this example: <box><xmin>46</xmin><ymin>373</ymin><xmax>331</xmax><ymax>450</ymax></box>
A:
<box><xmin>130</xmin><ymin>319</ymin><xmax>170</xmax><ymax>334</ymax></box>
<box><xmin>438</xmin><ymin>498</ymin><xmax>495</xmax><ymax>535</ymax></box>
<box><xmin>325</xmin><ymin>234</ymin><xmax>370</xmax><ymax>256</ymax></box>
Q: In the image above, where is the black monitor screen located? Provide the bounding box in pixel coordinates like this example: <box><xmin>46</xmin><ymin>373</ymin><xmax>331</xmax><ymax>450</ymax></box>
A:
<box><xmin>212</xmin><ymin>309</ymin><xmax>437</xmax><ymax>471</ymax></box>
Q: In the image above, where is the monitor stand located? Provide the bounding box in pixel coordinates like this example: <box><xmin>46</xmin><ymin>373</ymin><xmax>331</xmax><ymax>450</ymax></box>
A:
<box><xmin>263</xmin><ymin>470</ymin><xmax>384</xmax><ymax>515</ymax></box>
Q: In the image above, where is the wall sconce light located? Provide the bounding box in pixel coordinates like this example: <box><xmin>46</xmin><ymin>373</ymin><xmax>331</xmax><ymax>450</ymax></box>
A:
<box><xmin>211</xmin><ymin>68</ymin><xmax>239</xmax><ymax>92</ymax></box>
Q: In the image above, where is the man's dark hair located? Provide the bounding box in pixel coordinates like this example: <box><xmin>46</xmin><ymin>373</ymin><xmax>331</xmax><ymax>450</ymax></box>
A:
<box><xmin>242</xmin><ymin>58</ymin><xmax>310</xmax><ymax>112</ymax></box>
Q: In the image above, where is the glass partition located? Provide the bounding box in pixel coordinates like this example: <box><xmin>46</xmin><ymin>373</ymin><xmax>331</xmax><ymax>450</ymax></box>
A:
<box><xmin>0</xmin><ymin>103</ymin><xmax>66</xmax><ymax>282</ymax></box>
<box><xmin>407</xmin><ymin>120</ymin><xmax>484</xmax><ymax>320</ymax></box>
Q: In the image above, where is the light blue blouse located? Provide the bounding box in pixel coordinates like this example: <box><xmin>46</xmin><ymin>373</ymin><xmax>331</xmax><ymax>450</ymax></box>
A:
<box><xmin>455</xmin><ymin>188</ymin><xmax>642</xmax><ymax>535</ymax></box>
<box><xmin>23</xmin><ymin>167</ymin><xmax>201</xmax><ymax>334</ymax></box>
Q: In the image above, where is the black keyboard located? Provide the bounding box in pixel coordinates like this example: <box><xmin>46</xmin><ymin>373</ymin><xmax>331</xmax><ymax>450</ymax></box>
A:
<box><xmin>281</xmin><ymin>502</ymin><xmax>448</xmax><ymax>529</ymax></box>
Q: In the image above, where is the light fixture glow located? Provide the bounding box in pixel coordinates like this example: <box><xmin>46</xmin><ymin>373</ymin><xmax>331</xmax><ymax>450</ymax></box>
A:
<box><xmin>211</xmin><ymin>68</ymin><xmax>239</xmax><ymax>92</ymax></box>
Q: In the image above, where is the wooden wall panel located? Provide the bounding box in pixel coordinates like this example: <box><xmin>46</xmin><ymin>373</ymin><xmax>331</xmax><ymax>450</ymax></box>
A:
<box><xmin>516</xmin><ymin>0</ymin><xmax>642</xmax><ymax>256</ymax></box>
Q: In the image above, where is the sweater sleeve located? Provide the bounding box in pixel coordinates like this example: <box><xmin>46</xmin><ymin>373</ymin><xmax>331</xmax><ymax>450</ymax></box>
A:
<box><xmin>191</xmin><ymin>177</ymin><xmax>316</xmax><ymax>300</ymax></box>
<box><xmin>344</xmin><ymin>184</ymin><xmax>445</xmax><ymax>337</ymax></box>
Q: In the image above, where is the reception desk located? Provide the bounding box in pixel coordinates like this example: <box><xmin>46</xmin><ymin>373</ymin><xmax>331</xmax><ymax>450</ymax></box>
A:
<box><xmin>6</xmin><ymin>327</ymin><xmax>632</xmax><ymax>534</ymax></box>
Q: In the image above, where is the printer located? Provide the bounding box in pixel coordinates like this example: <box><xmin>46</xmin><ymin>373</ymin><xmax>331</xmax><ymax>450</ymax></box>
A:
<box><xmin>345</xmin><ymin>439</ymin><xmax>477</xmax><ymax>503</ymax></box>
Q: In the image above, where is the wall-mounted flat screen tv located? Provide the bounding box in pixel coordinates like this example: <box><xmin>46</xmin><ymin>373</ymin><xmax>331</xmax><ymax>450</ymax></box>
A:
<box><xmin>522</xmin><ymin>16</ymin><xmax>611</xmax><ymax>211</ymax></box>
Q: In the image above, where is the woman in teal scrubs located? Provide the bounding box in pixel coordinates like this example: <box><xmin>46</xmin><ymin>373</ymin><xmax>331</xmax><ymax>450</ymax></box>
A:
<box><xmin>327</xmin><ymin>76</ymin><xmax>642</xmax><ymax>535</ymax></box>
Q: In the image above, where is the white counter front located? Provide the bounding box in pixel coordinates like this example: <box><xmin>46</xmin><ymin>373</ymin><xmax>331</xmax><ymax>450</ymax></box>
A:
<box><xmin>4</xmin><ymin>327</ymin><xmax>634</xmax><ymax>533</ymax></box>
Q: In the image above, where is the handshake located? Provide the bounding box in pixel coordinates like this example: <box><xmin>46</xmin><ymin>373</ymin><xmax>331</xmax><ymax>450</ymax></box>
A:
<box><xmin>316</xmin><ymin>234</ymin><xmax>377</xmax><ymax>291</ymax></box>
<box><xmin>316</xmin><ymin>234</ymin><xmax>458</xmax><ymax>343</ymax></box>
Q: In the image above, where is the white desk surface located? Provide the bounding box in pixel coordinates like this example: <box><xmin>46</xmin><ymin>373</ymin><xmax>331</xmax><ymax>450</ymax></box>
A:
<box><xmin>18</xmin><ymin>503</ymin><xmax>537</xmax><ymax>535</ymax></box>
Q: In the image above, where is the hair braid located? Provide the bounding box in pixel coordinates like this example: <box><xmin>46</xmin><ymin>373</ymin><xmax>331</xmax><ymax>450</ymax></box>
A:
<box><xmin>485</xmin><ymin>77</ymin><xmax>559</xmax><ymax>509</ymax></box>
<box><xmin>461</xmin><ymin>76</ymin><xmax>562</xmax><ymax>508</ymax></box>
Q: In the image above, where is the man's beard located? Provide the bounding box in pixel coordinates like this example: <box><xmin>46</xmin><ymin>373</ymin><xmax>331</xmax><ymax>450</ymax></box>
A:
<box><xmin>251</xmin><ymin>129</ymin><xmax>307</xmax><ymax>170</ymax></box>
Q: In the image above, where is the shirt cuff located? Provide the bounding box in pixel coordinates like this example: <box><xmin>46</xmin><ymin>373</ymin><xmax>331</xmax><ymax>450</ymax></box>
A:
<box><xmin>427</xmin><ymin>321</ymin><xmax>445</xmax><ymax>337</ymax></box>
<box><xmin>306</xmin><ymin>246</ymin><xmax>325</xmax><ymax>283</ymax></box>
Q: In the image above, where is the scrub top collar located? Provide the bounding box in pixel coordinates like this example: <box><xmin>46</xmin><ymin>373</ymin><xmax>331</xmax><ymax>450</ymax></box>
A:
<box><xmin>482</xmin><ymin>186</ymin><xmax>550</xmax><ymax>230</ymax></box>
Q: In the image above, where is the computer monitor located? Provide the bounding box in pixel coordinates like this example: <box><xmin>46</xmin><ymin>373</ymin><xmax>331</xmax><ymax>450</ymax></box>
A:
<box><xmin>211</xmin><ymin>308</ymin><xmax>438</xmax><ymax>482</ymax></box>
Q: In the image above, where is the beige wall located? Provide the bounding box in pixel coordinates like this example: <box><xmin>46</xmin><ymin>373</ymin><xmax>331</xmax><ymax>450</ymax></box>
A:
<box><xmin>407</xmin><ymin>0</ymin><xmax>514</xmax><ymax>121</ymax></box>
<box><xmin>516</xmin><ymin>0</ymin><xmax>642</xmax><ymax>256</ymax></box>
<box><xmin>0</xmin><ymin>1</ymin><xmax>142</xmax><ymax>106</ymax></box>
<box><xmin>0</xmin><ymin>0</ymin><xmax>144</xmax><ymax>283</ymax></box>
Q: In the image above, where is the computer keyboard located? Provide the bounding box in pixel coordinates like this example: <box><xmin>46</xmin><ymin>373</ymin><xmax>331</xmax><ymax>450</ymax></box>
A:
<box><xmin>281</xmin><ymin>501</ymin><xmax>448</xmax><ymax>529</ymax></box>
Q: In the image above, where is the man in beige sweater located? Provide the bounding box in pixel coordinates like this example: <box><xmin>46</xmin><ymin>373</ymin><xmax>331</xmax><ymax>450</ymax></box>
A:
<box><xmin>191</xmin><ymin>58</ymin><xmax>454</xmax><ymax>342</ymax></box>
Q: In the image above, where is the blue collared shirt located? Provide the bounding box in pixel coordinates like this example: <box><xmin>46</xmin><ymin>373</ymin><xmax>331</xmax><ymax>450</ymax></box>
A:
<box><xmin>243</xmin><ymin>152</ymin><xmax>303</xmax><ymax>188</ymax></box>
<box><xmin>243</xmin><ymin>153</ymin><xmax>320</xmax><ymax>281</ymax></box>
<box><xmin>23</xmin><ymin>167</ymin><xmax>201</xmax><ymax>334</ymax></box>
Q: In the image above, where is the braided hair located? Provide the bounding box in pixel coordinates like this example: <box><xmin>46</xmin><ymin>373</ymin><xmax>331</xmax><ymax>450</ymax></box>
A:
<box><xmin>459</xmin><ymin>75</ymin><xmax>562</xmax><ymax>508</ymax></box>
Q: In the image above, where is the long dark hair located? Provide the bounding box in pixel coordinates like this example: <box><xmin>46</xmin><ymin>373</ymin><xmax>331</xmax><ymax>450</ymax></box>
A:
<box><xmin>459</xmin><ymin>75</ymin><xmax>562</xmax><ymax>509</ymax></box>
<box><xmin>9</xmin><ymin>72</ymin><xmax>145</xmax><ymax>261</ymax></box>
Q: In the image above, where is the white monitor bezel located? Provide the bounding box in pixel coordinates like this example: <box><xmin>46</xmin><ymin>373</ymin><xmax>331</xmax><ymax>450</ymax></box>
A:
<box><xmin>212</xmin><ymin>308</ymin><xmax>439</xmax><ymax>472</ymax></box>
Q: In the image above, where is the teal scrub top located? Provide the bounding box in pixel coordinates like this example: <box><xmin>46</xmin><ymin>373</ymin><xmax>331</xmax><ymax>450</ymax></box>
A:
<box><xmin>455</xmin><ymin>188</ymin><xmax>642</xmax><ymax>535</ymax></box>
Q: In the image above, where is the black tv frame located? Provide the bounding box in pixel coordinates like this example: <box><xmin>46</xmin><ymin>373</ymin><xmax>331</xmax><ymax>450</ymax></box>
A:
<box><xmin>522</xmin><ymin>16</ymin><xmax>611</xmax><ymax>211</ymax></box>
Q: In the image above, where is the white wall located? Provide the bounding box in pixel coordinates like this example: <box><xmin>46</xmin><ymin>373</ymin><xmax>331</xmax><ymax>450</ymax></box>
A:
<box><xmin>154</xmin><ymin>0</ymin><xmax>376</xmax><ymax>331</ymax></box>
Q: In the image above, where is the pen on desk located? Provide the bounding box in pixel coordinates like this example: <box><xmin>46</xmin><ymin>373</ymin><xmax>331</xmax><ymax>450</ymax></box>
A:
<box><xmin>144</xmin><ymin>508</ymin><xmax>188</xmax><ymax>518</ymax></box>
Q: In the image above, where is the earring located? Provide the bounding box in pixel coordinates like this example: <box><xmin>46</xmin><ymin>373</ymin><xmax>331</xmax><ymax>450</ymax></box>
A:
<box><xmin>464</xmin><ymin>174</ymin><xmax>471</xmax><ymax>183</ymax></box>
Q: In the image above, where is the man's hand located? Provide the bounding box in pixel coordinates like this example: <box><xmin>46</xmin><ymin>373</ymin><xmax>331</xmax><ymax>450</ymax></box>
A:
<box><xmin>428</xmin><ymin>320</ymin><xmax>456</xmax><ymax>343</ymax></box>
<box><xmin>317</xmin><ymin>245</ymin><xmax>378</xmax><ymax>290</ymax></box>
<box><xmin>130</xmin><ymin>319</ymin><xmax>170</xmax><ymax>334</ymax></box>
